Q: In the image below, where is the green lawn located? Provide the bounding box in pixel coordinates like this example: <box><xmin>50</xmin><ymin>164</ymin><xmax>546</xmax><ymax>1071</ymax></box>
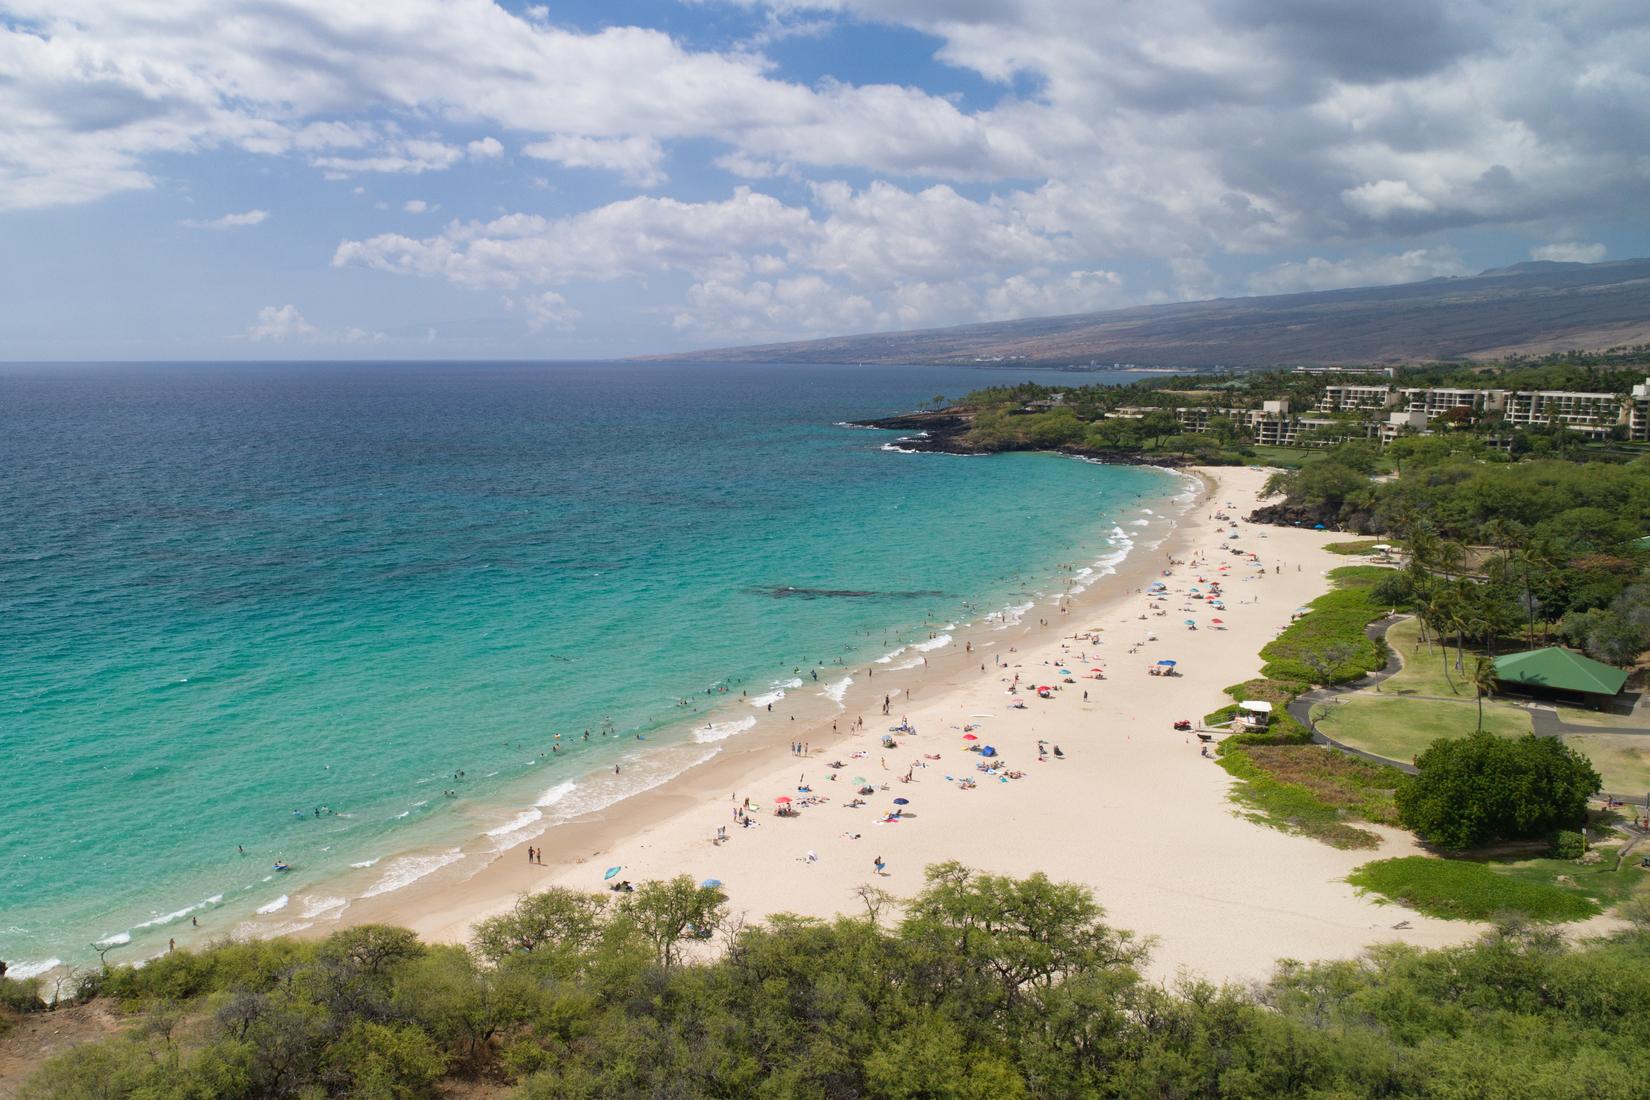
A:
<box><xmin>1311</xmin><ymin>694</ymin><xmax>1530</xmax><ymax>763</ymax></box>
<box><xmin>1559</xmin><ymin>734</ymin><xmax>1650</xmax><ymax>796</ymax></box>
<box><xmin>1378</xmin><ymin>618</ymin><xmax>1476</xmax><ymax>699</ymax></box>
<box><xmin>1347</xmin><ymin>855</ymin><xmax>1634</xmax><ymax>922</ymax></box>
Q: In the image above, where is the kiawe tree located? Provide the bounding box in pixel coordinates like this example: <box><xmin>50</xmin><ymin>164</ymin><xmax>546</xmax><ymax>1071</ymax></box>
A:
<box><xmin>1397</xmin><ymin>732</ymin><xmax>1600</xmax><ymax>850</ymax></box>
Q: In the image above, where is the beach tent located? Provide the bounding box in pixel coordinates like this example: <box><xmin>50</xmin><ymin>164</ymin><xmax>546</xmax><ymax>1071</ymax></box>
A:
<box><xmin>1492</xmin><ymin>648</ymin><xmax>1627</xmax><ymax>701</ymax></box>
<box><xmin>980</xmin><ymin>746</ymin><xmax>997</xmax><ymax>757</ymax></box>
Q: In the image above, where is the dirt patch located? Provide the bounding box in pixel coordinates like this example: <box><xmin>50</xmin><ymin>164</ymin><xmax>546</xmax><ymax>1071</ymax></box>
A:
<box><xmin>0</xmin><ymin>1000</ymin><xmax>128</xmax><ymax>1098</ymax></box>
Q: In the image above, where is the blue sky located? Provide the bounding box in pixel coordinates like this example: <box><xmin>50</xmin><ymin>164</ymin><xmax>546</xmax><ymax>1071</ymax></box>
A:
<box><xmin>2</xmin><ymin>0</ymin><xmax>1647</xmax><ymax>360</ymax></box>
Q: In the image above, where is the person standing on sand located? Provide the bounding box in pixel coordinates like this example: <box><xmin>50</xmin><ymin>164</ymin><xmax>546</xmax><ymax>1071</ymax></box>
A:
<box><xmin>874</xmin><ymin>855</ymin><xmax>886</xmax><ymax>876</ymax></box>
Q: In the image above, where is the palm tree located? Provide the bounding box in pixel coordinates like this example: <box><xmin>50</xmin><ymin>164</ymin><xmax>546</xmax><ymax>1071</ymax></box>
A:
<box><xmin>1471</xmin><ymin>656</ymin><xmax>1499</xmax><ymax>731</ymax></box>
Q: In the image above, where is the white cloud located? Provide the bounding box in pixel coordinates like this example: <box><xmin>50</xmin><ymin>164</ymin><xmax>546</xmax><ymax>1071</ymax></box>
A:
<box><xmin>334</xmin><ymin>187</ymin><xmax>816</xmax><ymax>288</ymax></box>
<box><xmin>1341</xmin><ymin>180</ymin><xmax>1437</xmax><ymax>221</ymax></box>
<box><xmin>1531</xmin><ymin>241</ymin><xmax>1607</xmax><ymax>263</ymax></box>
<box><xmin>982</xmin><ymin>270</ymin><xmax>1125</xmax><ymax>320</ymax></box>
<box><xmin>180</xmin><ymin>209</ymin><xmax>268</xmax><ymax>229</ymax></box>
<box><xmin>508</xmin><ymin>290</ymin><xmax>581</xmax><ymax>332</ymax></box>
<box><xmin>246</xmin><ymin>304</ymin><xmax>318</xmax><ymax>342</ymax></box>
<box><xmin>4</xmin><ymin>0</ymin><xmax>1647</xmax><ymax>343</ymax></box>
<box><xmin>403</xmin><ymin>199</ymin><xmax>435</xmax><ymax>213</ymax></box>
<box><xmin>522</xmin><ymin>135</ymin><xmax>667</xmax><ymax>188</ymax></box>
<box><xmin>245</xmin><ymin>304</ymin><xmax>384</xmax><ymax>343</ymax></box>
<box><xmin>1246</xmin><ymin>249</ymin><xmax>1467</xmax><ymax>295</ymax></box>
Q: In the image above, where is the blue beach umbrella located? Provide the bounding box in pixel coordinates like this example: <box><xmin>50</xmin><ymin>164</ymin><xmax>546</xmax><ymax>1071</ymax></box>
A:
<box><xmin>701</xmin><ymin>878</ymin><xmax>723</xmax><ymax>889</ymax></box>
<box><xmin>1157</xmin><ymin>659</ymin><xmax>1177</xmax><ymax>666</ymax></box>
<box><xmin>603</xmin><ymin>866</ymin><xmax>622</xmax><ymax>880</ymax></box>
<box><xmin>893</xmin><ymin>798</ymin><xmax>910</xmax><ymax>805</ymax></box>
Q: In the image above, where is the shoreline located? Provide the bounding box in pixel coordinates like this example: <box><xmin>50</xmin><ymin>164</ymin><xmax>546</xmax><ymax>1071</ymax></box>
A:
<box><xmin>321</xmin><ymin>466</ymin><xmax>1479</xmax><ymax>985</ymax></box>
<box><xmin>43</xmin><ymin>463</ymin><xmax>1481</xmax><ymax>988</ymax></box>
<box><xmin>313</xmin><ymin>464</ymin><xmax>1199</xmax><ymax>940</ymax></box>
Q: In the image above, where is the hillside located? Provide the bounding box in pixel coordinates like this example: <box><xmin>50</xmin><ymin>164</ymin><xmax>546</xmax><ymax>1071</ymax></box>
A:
<box><xmin>642</xmin><ymin>258</ymin><xmax>1650</xmax><ymax>368</ymax></box>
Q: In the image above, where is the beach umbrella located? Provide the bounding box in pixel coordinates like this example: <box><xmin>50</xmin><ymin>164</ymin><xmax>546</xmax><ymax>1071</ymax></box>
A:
<box><xmin>1211</xmin><ymin>618</ymin><xmax>1224</xmax><ymax>624</ymax></box>
<box><xmin>853</xmin><ymin>776</ymin><xmax>868</xmax><ymax>785</ymax></box>
<box><xmin>604</xmin><ymin>866</ymin><xmax>622</xmax><ymax>880</ymax></box>
<box><xmin>701</xmin><ymin>878</ymin><xmax>723</xmax><ymax>888</ymax></box>
<box><xmin>962</xmin><ymin>733</ymin><xmax>978</xmax><ymax>740</ymax></box>
<box><xmin>1184</xmin><ymin>619</ymin><xmax>1196</xmax><ymax>625</ymax></box>
<box><xmin>893</xmin><ymin>797</ymin><xmax>910</xmax><ymax>805</ymax></box>
<box><xmin>775</xmin><ymin>795</ymin><xmax>792</xmax><ymax>804</ymax></box>
<box><xmin>1157</xmin><ymin>659</ymin><xmax>1177</xmax><ymax>666</ymax></box>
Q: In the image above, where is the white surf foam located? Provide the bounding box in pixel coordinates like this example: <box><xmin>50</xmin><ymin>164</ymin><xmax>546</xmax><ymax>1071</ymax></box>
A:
<box><xmin>749</xmin><ymin>688</ymin><xmax>786</xmax><ymax>707</ymax></box>
<box><xmin>350</xmin><ymin>858</ymin><xmax>380</xmax><ymax>869</ymax></box>
<box><xmin>914</xmin><ymin>634</ymin><xmax>952</xmax><ymax>652</ymax></box>
<box><xmin>95</xmin><ymin>931</ymin><xmax>131</xmax><ymax>947</ymax></box>
<box><xmin>535</xmin><ymin>780</ymin><xmax>579</xmax><ymax>806</ymax></box>
<box><xmin>8</xmin><ymin>958</ymin><xmax>62</xmax><ymax>980</ymax></box>
<box><xmin>133</xmin><ymin>894</ymin><xmax>223</xmax><ymax>930</ymax></box>
<box><xmin>361</xmin><ymin>849</ymin><xmax>465</xmax><ymax>899</ymax></box>
<box><xmin>874</xmin><ymin>646</ymin><xmax>908</xmax><ymax>664</ymax></box>
<box><xmin>695</xmin><ymin>716</ymin><xmax>757</xmax><ymax>743</ymax></box>
<box><xmin>819</xmin><ymin>676</ymin><xmax>853</xmax><ymax>706</ymax></box>
<box><xmin>255</xmin><ymin>895</ymin><xmax>289</xmax><ymax>915</ymax></box>
<box><xmin>485</xmin><ymin>809</ymin><xmax>543</xmax><ymax>840</ymax></box>
<box><xmin>299</xmin><ymin>896</ymin><xmax>348</xmax><ymax>920</ymax></box>
<box><xmin>1129</xmin><ymin>518</ymin><xmax>1149</xmax><ymax>526</ymax></box>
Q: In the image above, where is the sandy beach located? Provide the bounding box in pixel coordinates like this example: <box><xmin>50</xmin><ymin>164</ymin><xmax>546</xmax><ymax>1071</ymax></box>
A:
<box><xmin>332</xmin><ymin>465</ymin><xmax>1476</xmax><ymax>985</ymax></box>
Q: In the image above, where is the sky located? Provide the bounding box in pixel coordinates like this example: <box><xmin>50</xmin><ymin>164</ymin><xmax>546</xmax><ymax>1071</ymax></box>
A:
<box><xmin>2</xmin><ymin>0</ymin><xmax>1648</xmax><ymax>361</ymax></box>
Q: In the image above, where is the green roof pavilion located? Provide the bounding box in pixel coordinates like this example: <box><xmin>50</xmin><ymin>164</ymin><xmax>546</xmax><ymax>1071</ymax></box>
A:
<box><xmin>1492</xmin><ymin>647</ymin><xmax>1628</xmax><ymax>698</ymax></box>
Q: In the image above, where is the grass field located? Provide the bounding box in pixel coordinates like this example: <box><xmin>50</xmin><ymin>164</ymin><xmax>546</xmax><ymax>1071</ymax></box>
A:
<box><xmin>1379</xmin><ymin>618</ymin><xmax>1474</xmax><ymax>698</ymax></box>
<box><xmin>1311</xmin><ymin>694</ymin><xmax>1530</xmax><ymax>763</ymax></box>
<box><xmin>1347</xmin><ymin>855</ymin><xmax>1633</xmax><ymax>922</ymax></box>
<box><xmin>1559</xmin><ymin>734</ymin><xmax>1650</xmax><ymax>796</ymax></box>
<box><xmin>1243</xmin><ymin>446</ymin><xmax>1396</xmax><ymax>473</ymax></box>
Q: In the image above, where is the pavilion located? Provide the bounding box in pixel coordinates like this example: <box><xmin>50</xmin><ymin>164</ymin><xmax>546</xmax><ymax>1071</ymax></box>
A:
<box><xmin>1491</xmin><ymin>647</ymin><xmax>1628</xmax><ymax>707</ymax></box>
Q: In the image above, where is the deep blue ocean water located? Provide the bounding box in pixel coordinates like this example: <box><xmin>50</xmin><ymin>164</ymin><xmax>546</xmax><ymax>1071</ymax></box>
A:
<box><xmin>0</xmin><ymin>361</ymin><xmax>1175</xmax><ymax>974</ymax></box>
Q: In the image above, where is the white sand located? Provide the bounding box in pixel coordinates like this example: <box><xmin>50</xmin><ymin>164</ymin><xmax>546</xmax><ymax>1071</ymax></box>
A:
<box><xmin>369</xmin><ymin>466</ymin><xmax>1476</xmax><ymax>985</ymax></box>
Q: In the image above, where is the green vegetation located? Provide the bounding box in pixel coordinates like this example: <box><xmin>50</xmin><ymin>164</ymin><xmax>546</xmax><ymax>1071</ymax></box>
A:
<box><xmin>1312</xmin><ymin>695</ymin><xmax>1530</xmax><ymax>762</ymax></box>
<box><xmin>1323</xmin><ymin>538</ymin><xmax>1387</xmax><ymax>555</ymax></box>
<box><xmin>1218</xmin><ymin>743</ymin><xmax>1402</xmax><ymax>849</ymax></box>
<box><xmin>1398</xmin><ymin>732</ymin><xmax>1600</xmax><ymax>851</ymax></box>
<box><xmin>1349</xmin><ymin>856</ymin><xmax>1604</xmax><ymax>922</ymax></box>
<box><xmin>25</xmin><ymin>863</ymin><xmax>1650</xmax><ymax>1099</ymax></box>
<box><xmin>1558</xmin><ymin>734</ymin><xmax>1650</xmax><ymax>796</ymax></box>
<box><xmin>1258</xmin><ymin>565</ymin><xmax>1395</xmax><ymax>684</ymax></box>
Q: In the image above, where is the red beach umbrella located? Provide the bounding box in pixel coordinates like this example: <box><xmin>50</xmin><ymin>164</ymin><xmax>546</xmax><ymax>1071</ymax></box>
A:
<box><xmin>962</xmin><ymin>733</ymin><xmax>978</xmax><ymax>740</ymax></box>
<box><xmin>1211</xmin><ymin>618</ymin><xmax>1224</xmax><ymax>624</ymax></box>
<box><xmin>774</xmin><ymin>795</ymin><xmax>792</xmax><ymax>803</ymax></box>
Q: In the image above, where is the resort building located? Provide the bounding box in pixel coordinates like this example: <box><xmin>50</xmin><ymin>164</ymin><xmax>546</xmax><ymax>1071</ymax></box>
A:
<box><xmin>1631</xmin><ymin>379</ymin><xmax>1650</xmax><ymax>441</ymax></box>
<box><xmin>1317</xmin><ymin>385</ymin><xmax>1397</xmax><ymax>413</ymax></box>
<box><xmin>1501</xmin><ymin>389</ymin><xmax>1628</xmax><ymax>438</ymax></box>
<box><xmin>1397</xmin><ymin>387</ymin><xmax>1505</xmax><ymax>418</ymax></box>
<box><xmin>1380</xmin><ymin>408</ymin><xmax>1432</xmax><ymax>444</ymax></box>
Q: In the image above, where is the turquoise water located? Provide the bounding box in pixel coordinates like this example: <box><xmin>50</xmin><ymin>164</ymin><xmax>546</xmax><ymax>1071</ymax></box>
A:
<box><xmin>0</xmin><ymin>361</ymin><xmax>1176</xmax><ymax>974</ymax></box>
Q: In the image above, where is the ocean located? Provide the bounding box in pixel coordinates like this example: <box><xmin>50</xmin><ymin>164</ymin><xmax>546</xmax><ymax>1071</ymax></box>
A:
<box><xmin>0</xmin><ymin>361</ymin><xmax>1178</xmax><ymax>976</ymax></box>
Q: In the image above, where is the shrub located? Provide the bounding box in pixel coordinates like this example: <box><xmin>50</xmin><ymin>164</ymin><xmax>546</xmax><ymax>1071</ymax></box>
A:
<box><xmin>1259</xmin><ymin>568</ymin><xmax>1395</xmax><ymax>684</ymax></box>
<box><xmin>1397</xmin><ymin>732</ymin><xmax>1601</xmax><ymax>850</ymax></box>
<box><xmin>1550</xmin><ymin>830</ymin><xmax>1588</xmax><ymax>860</ymax></box>
<box><xmin>1347</xmin><ymin>856</ymin><xmax>1601</xmax><ymax>922</ymax></box>
<box><xmin>0</xmin><ymin>977</ymin><xmax>45</xmax><ymax>1014</ymax></box>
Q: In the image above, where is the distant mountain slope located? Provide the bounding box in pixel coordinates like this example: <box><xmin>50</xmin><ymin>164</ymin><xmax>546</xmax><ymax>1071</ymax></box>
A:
<box><xmin>640</xmin><ymin>258</ymin><xmax>1650</xmax><ymax>367</ymax></box>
